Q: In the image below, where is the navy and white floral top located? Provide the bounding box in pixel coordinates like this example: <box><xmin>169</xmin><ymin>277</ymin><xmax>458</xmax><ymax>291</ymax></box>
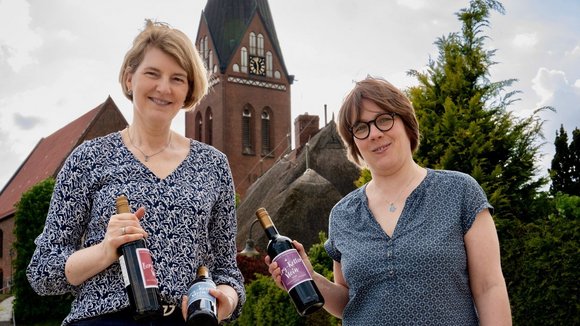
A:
<box><xmin>325</xmin><ymin>169</ymin><xmax>491</xmax><ymax>325</ymax></box>
<box><xmin>27</xmin><ymin>132</ymin><xmax>245</xmax><ymax>325</ymax></box>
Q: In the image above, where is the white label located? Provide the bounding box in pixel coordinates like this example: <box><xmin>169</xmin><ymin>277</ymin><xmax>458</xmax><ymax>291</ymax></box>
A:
<box><xmin>119</xmin><ymin>255</ymin><xmax>130</xmax><ymax>287</ymax></box>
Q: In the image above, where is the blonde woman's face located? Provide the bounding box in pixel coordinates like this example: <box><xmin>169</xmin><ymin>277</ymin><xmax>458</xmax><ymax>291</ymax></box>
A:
<box><xmin>126</xmin><ymin>47</ymin><xmax>189</xmax><ymax>124</ymax></box>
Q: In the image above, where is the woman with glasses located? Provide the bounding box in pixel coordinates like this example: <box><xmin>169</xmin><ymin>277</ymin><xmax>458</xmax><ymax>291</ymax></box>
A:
<box><xmin>266</xmin><ymin>76</ymin><xmax>511</xmax><ymax>325</ymax></box>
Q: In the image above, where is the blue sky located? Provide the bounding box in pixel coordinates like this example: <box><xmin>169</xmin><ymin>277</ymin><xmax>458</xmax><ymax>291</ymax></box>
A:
<box><xmin>0</xmin><ymin>0</ymin><xmax>579</xmax><ymax>191</ymax></box>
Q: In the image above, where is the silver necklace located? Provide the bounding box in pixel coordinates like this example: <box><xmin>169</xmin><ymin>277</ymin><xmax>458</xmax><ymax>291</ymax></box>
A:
<box><xmin>127</xmin><ymin>126</ymin><xmax>172</xmax><ymax>162</ymax></box>
<box><xmin>387</xmin><ymin>172</ymin><xmax>419</xmax><ymax>212</ymax></box>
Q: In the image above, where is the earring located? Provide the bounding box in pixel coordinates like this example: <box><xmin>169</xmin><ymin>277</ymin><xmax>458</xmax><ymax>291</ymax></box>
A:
<box><xmin>128</xmin><ymin>90</ymin><xmax>133</xmax><ymax>96</ymax></box>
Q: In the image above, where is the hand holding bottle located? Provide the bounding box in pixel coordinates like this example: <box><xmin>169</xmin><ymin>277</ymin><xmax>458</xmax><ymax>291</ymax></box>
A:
<box><xmin>265</xmin><ymin>240</ymin><xmax>314</xmax><ymax>291</ymax></box>
<box><xmin>102</xmin><ymin>206</ymin><xmax>148</xmax><ymax>263</ymax></box>
<box><xmin>181</xmin><ymin>284</ymin><xmax>237</xmax><ymax>323</ymax></box>
<box><xmin>256</xmin><ymin>207</ymin><xmax>324</xmax><ymax>315</ymax></box>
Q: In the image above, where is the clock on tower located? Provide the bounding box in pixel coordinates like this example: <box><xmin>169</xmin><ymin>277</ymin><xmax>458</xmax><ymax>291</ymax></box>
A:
<box><xmin>249</xmin><ymin>55</ymin><xmax>266</xmax><ymax>76</ymax></box>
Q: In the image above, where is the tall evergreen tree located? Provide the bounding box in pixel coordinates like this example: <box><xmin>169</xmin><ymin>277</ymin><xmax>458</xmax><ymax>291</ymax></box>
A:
<box><xmin>407</xmin><ymin>0</ymin><xmax>547</xmax><ymax>222</ymax></box>
<box><xmin>550</xmin><ymin>126</ymin><xmax>580</xmax><ymax>195</ymax></box>
<box><xmin>550</xmin><ymin>125</ymin><xmax>572</xmax><ymax>193</ymax></box>
<box><xmin>570</xmin><ymin>128</ymin><xmax>580</xmax><ymax>193</ymax></box>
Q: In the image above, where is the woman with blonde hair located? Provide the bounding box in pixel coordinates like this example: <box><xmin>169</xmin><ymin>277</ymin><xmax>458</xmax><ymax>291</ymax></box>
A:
<box><xmin>27</xmin><ymin>20</ymin><xmax>244</xmax><ymax>325</ymax></box>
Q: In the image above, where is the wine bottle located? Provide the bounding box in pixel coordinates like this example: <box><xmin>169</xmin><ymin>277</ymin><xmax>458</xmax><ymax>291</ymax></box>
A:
<box><xmin>186</xmin><ymin>265</ymin><xmax>218</xmax><ymax>326</ymax></box>
<box><xmin>116</xmin><ymin>195</ymin><xmax>163</xmax><ymax>320</ymax></box>
<box><xmin>255</xmin><ymin>207</ymin><xmax>325</xmax><ymax>316</ymax></box>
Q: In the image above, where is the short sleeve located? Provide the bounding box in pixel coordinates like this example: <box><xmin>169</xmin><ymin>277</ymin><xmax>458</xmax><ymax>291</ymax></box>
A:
<box><xmin>461</xmin><ymin>173</ymin><xmax>493</xmax><ymax>234</ymax></box>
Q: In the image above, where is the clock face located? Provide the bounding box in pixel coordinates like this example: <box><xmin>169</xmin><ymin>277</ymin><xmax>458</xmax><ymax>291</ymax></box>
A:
<box><xmin>249</xmin><ymin>56</ymin><xmax>266</xmax><ymax>76</ymax></box>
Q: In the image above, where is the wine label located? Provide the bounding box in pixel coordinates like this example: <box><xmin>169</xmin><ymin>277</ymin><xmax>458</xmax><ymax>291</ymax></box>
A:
<box><xmin>272</xmin><ymin>249</ymin><xmax>313</xmax><ymax>292</ymax></box>
<box><xmin>119</xmin><ymin>255</ymin><xmax>130</xmax><ymax>287</ymax></box>
<box><xmin>137</xmin><ymin>248</ymin><xmax>159</xmax><ymax>288</ymax></box>
<box><xmin>187</xmin><ymin>282</ymin><xmax>217</xmax><ymax>307</ymax></box>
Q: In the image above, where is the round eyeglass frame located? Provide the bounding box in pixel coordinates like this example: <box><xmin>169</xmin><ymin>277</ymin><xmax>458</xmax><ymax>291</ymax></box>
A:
<box><xmin>349</xmin><ymin>112</ymin><xmax>397</xmax><ymax>140</ymax></box>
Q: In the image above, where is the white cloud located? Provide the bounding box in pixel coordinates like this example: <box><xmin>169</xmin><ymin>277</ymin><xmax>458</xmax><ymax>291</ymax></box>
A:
<box><xmin>574</xmin><ymin>79</ymin><xmax>580</xmax><ymax>89</ymax></box>
<box><xmin>531</xmin><ymin>68</ymin><xmax>568</xmax><ymax>107</ymax></box>
<box><xmin>565</xmin><ymin>44</ymin><xmax>580</xmax><ymax>57</ymax></box>
<box><xmin>513</xmin><ymin>32</ymin><xmax>538</xmax><ymax>48</ymax></box>
<box><xmin>0</xmin><ymin>0</ymin><xmax>43</xmax><ymax>72</ymax></box>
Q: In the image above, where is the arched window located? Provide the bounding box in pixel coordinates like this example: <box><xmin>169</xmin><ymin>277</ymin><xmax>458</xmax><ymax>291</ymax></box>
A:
<box><xmin>266</xmin><ymin>51</ymin><xmax>273</xmax><ymax>77</ymax></box>
<box><xmin>261</xmin><ymin>109</ymin><xmax>272</xmax><ymax>156</ymax></box>
<box><xmin>205</xmin><ymin>108</ymin><xmax>213</xmax><ymax>146</ymax></box>
<box><xmin>242</xmin><ymin>106</ymin><xmax>254</xmax><ymax>155</ymax></box>
<box><xmin>257</xmin><ymin>34</ymin><xmax>264</xmax><ymax>56</ymax></box>
<box><xmin>204</xmin><ymin>36</ymin><xmax>209</xmax><ymax>58</ymax></box>
<box><xmin>195</xmin><ymin>112</ymin><xmax>203</xmax><ymax>142</ymax></box>
<box><xmin>208</xmin><ymin>50</ymin><xmax>213</xmax><ymax>72</ymax></box>
<box><xmin>249</xmin><ymin>32</ymin><xmax>256</xmax><ymax>55</ymax></box>
<box><xmin>241</xmin><ymin>47</ymin><xmax>248</xmax><ymax>73</ymax></box>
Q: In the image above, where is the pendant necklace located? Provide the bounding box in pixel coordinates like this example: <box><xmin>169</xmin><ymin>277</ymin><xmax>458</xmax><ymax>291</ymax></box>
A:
<box><xmin>127</xmin><ymin>126</ymin><xmax>172</xmax><ymax>162</ymax></box>
<box><xmin>387</xmin><ymin>172</ymin><xmax>419</xmax><ymax>213</ymax></box>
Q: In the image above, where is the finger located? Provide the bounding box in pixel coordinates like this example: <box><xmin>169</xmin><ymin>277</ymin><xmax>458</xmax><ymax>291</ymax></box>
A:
<box><xmin>135</xmin><ymin>207</ymin><xmax>146</xmax><ymax>219</ymax></box>
<box><xmin>208</xmin><ymin>289</ymin><xmax>229</xmax><ymax>321</ymax></box>
<box><xmin>181</xmin><ymin>295</ymin><xmax>188</xmax><ymax>320</ymax></box>
<box><xmin>293</xmin><ymin>240</ymin><xmax>304</xmax><ymax>252</ymax></box>
<box><xmin>268</xmin><ymin>261</ymin><xmax>278</xmax><ymax>274</ymax></box>
<box><xmin>264</xmin><ymin>255</ymin><xmax>271</xmax><ymax>265</ymax></box>
<box><xmin>293</xmin><ymin>241</ymin><xmax>309</xmax><ymax>259</ymax></box>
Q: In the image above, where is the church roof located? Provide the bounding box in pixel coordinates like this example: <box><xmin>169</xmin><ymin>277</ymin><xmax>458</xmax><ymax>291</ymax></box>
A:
<box><xmin>202</xmin><ymin>0</ymin><xmax>288</xmax><ymax>75</ymax></box>
<box><xmin>0</xmin><ymin>97</ymin><xmax>127</xmax><ymax>220</ymax></box>
<box><xmin>236</xmin><ymin>120</ymin><xmax>361</xmax><ymax>250</ymax></box>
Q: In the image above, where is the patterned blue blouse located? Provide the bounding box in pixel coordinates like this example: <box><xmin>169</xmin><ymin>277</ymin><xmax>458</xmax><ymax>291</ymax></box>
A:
<box><xmin>26</xmin><ymin>132</ymin><xmax>245</xmax><ymax>324</ymax></box>
<box><xmin>324</xmin><ymin>169</ymin><xmax>492</xmax><ymax>325</ymax></box>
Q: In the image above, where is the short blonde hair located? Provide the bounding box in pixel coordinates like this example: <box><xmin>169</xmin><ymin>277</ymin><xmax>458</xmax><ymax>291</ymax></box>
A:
<box><xmin>119</xmin><ymin>19</ymin><xmax>208</xmax><ymax>110</ymax></box>
<box><xmin>337</xmin><ymin>76</ymin><xmax>420</xmax><ymax>165</ymax></box>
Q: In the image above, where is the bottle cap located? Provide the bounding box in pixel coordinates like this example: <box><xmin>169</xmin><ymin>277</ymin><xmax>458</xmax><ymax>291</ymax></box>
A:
<box><xmin>255</xmin><ymin>207</ymin><xmax>273</xmax><ymax>229</ymax></box>
<box><xmin>197</xmin><ymin>265</ymin><xmax>210</xmax><ymax>278</ymax></box>
<box><xmin>116</xmin><ymin>195</ymin><xmax>130</xmax><ymax>213</ymax></box>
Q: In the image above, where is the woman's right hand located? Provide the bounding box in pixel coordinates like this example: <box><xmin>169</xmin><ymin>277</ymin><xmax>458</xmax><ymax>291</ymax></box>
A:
<box><xmin>264</xmin><ymin>240</ymin><xmax>314</xmax><ymax>291</ymax></box>
<box><xmin>102</xmin><ymin>206</ymin><xmax>148</xmax><ymax>262</ymax></box>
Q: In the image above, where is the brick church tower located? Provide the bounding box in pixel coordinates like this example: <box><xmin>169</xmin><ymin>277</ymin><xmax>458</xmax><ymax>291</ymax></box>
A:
<box><xmin>186</xmin><ymin>0</ymin><xmax>293</xmax><ymax>198</ymax></box>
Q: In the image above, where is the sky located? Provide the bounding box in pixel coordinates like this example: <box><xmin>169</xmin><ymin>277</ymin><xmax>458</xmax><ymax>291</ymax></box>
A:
<box><xmin>0</xmin><ymin>0</ymin><xmax>579</xmax><ymax>192</ymax></box>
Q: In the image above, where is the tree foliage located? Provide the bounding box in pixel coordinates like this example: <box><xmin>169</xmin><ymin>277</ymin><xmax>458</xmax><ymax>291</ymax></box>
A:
<box><xmin>507</xmin><ymin>193</ymin><xmax>580</xmax><ymax>325</ymax></box>
<box><xmin>550</xmin><ymin>125</ymin><xmax>580</xmax><ymax>195</ymax></box>
<box><xmin>12</xmin><ymin>178</ymin><xmax>73</xmax><ymax>324</ymax></box>
<box><xmin>407</xmin><ymin>0</ymin><xmax>547</xmax><ymax>222</ymax></box>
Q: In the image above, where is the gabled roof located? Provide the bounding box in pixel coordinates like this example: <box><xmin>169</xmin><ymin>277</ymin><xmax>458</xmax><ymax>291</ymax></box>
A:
<box><xmin>0</xmin><ymin>96</ymin><xmax>127</xmax><ymax>220</ymax></box>
<box><xmin>203</xmin><ymin>0</ymin><xmax>288</xmax><ymax>75</ymax></box>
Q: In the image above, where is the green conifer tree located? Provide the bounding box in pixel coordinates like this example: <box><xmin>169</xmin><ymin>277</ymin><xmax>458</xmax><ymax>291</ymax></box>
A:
<box><xmin>550</xmin><ymin>125</ymin><xmax>572</xmax><ymax>194</ymax></box>
<box><xmin>407</xmin><ymin>0</ymin><xmax>547</xmax><ymax>222</ymax></box>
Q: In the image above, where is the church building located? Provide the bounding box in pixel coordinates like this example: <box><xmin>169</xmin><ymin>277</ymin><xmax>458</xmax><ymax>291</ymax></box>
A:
<box><xmin>185</xmin><ymin>0</ymin><xmax>293</xmax><ymax>197</ymax></box>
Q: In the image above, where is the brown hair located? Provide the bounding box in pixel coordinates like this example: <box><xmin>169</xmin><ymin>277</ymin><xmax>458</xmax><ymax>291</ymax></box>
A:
<box><xmin>119</xmin><ymin>19</ymin><xmax>208</xmax><ymax>110</ymax></box>
<box><xmin>337</xmin><ymin>76</ymin><xmax>420</xmax><ymax>165</ymax></box>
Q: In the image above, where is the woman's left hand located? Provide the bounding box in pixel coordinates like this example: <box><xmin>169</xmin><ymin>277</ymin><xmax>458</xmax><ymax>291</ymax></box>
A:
<box><xmin>181</xmin><ymin>286</ymin><xmax>236</xmax><ymax>322</ymax></box>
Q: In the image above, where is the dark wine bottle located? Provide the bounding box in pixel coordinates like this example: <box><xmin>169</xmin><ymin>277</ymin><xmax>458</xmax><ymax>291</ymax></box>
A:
<box><xmin>255</xmin><ymin>207</ymin><xmax>325</xmax><ymax>316</ymax></box>
<box><xmin>186</xmin><ymin>265</ymin><xmax>218</xmax><ymax>326</ymax></box>
<box><xmin>116</xmin><ymin>195</ymin><xmax>163</xmax><ymax>320</ymax></box>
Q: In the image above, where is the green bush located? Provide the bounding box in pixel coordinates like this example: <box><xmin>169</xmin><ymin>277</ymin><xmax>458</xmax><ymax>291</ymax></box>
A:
<box><xmin>231</xmin><ymin>274</ymin><xmax>302</xmax><ymax>325</ymax></box>
<box><xmin>12</xmin><ymin>178</ymin><xmax>74</xmax><ymax>324</ymax></box>
<box><xmin>508</xmin><ymin>193</ymin><xmax>579</xmax><ymax>325</ymax></box>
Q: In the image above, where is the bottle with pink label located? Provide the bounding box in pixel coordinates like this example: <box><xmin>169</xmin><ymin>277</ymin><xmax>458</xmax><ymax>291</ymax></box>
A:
<box><xmin>255</xmin><ymin>207</ymin><xmax>325</xmax><ymax>316</ymax></box>
<box><xmin>116</xmin><ymin>195</ymin><xmax>163</xmax><ymax>320</ymax></box>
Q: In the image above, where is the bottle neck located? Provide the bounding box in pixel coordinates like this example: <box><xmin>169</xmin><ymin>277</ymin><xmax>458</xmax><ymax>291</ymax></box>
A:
<box><xmin>264</xmin><ymin>226</ymin><xmax>279</xmax><ymax>240</ymax></box>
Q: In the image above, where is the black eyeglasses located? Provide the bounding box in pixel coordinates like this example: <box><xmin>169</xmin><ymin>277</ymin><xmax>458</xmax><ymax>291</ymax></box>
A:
<box><xmin>349</xmin><ymin>112</ymin><xmax>396</xmax><ymax>140</ymax></box>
